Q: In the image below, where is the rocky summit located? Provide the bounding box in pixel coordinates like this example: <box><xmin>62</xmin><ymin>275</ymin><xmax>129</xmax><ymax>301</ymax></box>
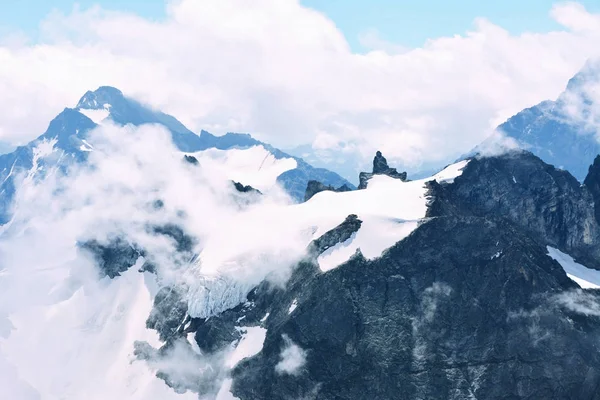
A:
<box><xmin>125</xmin><ymin>150</ymin><xmax>600</xmax><ymax>400</ymax></box>
<box><xmin>359</xmin><ymin>151</ymin><xmax>408</xmax><ymax>189</ymax></box>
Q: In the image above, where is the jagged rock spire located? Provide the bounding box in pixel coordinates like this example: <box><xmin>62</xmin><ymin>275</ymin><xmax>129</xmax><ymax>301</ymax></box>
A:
<box><xmin>358</xmin><ymin>151</ymin><xmax>407</xmax><ymax>189</ymax></box>
<box><xmin>373</xmin><ymin>151</ymin><xmax>389</xmax><ymax>174</ymax></box>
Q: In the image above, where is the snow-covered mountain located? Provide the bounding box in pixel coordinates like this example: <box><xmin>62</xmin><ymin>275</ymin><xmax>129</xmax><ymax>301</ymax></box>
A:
<box><xmin>2</xmin><ymin>82</ymin><xmax>600</xmax><ymax>399</ymax></box>
<box><xmin>487</xmin><ymin>60</ymin><xmax>600</xmax><ymax>181</ymax></box>
<box><xmin>0</xmin><ymin>86</ymin><xmax>352</xmax><ymax>224</ymax></box>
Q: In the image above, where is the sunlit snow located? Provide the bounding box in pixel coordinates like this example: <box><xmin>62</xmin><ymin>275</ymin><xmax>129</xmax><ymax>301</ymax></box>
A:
<box><xmin>288</xmin><ymin>299</ymin><xmax>298</xmax><ymax>314</ymax></box>
<box><xmin>226</xmin><ymin>326</ymin><xmax>267</xmax><ymax>368</ymax></box>
<box><xmin>547</xmin><ymin>246</ymin><xmax>600</xmax><ymax>289</ymax></box>
<box><xmin>0</xmin><ymin>264</ymin><xmax>195</xmax><ymax>400</ymax></box>
<box><xmin>78</xmin><ymin>108</ymin><xmax>110</xmax><ymax>124</ymax></box>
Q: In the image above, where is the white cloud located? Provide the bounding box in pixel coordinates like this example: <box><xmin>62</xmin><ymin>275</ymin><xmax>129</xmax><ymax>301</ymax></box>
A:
<box><xmin>358</xmin><ymin>28</ymin><xmax>408</xmax><ymax>54</ymax></box>
<box><xmin>275</xmin><ymin>334</ymin><xmax>306</xmax><ymax>375</ymax></box>
<box><xmin>0</xmin><ymin>1</ymin><xmax>600</xmax><ymax>170</ymax></box>
<box><xmin>0</xmin><ymin>122</ymin><xmax>309</xmax><ymax>398</ymax></box>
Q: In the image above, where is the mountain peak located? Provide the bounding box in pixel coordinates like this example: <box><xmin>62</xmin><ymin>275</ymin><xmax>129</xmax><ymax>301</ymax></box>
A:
<box><xmin>76</xmin><ymin>86</ymin><xmax>124</xmax><ymax>110</ymax></box>
<box><xmin>358</xmin><ymin>151</ymin><xmax>407</xmax><ymax>189</ymax></box>
<box><xmin>565</xmin><ymin>58</ymin><xmax>600</xmax><ymax>92</ymax></box>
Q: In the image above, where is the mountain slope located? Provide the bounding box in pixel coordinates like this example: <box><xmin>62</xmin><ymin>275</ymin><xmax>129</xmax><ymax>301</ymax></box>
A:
<box><xmin>494</xmin><ymin>61</ymin><xmax>600</xmax><ymax>181</ymax></box>
<box><xmin>169</xmin><ymin>151</ymin><xmax>600</xmax><ymax>400</ymax></box>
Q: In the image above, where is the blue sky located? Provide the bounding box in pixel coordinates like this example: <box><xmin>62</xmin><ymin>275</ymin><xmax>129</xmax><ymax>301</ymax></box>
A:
<box><xmin>2</xmin><ymin>0</ymin><xmax>600</xmax><ymax>50</ymax></box>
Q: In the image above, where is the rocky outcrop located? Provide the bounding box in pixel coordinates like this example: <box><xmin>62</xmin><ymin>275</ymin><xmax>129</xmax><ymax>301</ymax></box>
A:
<box><xmin>304</xmin><ymin>180</ymin><xmax>353</xmax><ymax>202</ymax></box>
<box><xmin>233</xmin><ymin>181</ymin><xmax>261</xmax><ymax>194</ymax></box>
<box><xmin>308</xmin><ymin>214</ymin><xmax>362</xmax><ymax>255</ymax></box>
<box><xmin>79</xmin><ymin>223</ymin><xmax>196</xmax><ymax>278</ymax></box>
<box><xmin>358</xmin><ymin>151</ymin><xmax>407</xmax><ymax>189</ymax></box>
<box><xmin>162</xmin><ymin>151</ymin><xmax>600</xmax><ymax>400</ymax></box>
<box><xmin>584</xmin><ymin>155</ymin><xmax>600</xmax><ymax>224</ymax></box>
<box><xmin>92</xmin><ymin>149</ymin><xmax>600</xmax><ymax>399</ymax></box>
<box><xmin>146</xmin><ymin>286</ymin><xmax>189</xmax><ymax>342</ymax></box>
<box><xmin>228</xmin><ymin>217</ymin><xmax>600</xmax><ymax>400</ymax></box>
<box><xmin>183</xmin><ymin>154</ymin><xmax>199</xmax><ymax>165</ymax></box>
<box><xmin>427</xmin><ymin>151</ymin><xmax>600</xmax><ymax>269</ymax></box>
<box><xmin>78</xmin><ymin>237</ymin><xmax>142</xmax><ymax>278</ymax></box>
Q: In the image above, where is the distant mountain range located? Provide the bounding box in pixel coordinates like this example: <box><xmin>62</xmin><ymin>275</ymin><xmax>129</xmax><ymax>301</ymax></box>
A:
<box><xmin>0</xmin><ymin>86</ymin><xmax>353</xmax><ymax>224</ymax></box>
<box><xmin>495</xmin><ymin>60</ymin><xmax>600</xmax><ymax>181</ymax></box>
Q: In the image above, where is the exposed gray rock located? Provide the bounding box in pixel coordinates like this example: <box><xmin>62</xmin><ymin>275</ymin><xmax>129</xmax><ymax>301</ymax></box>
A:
<box><xmin>183</xmin><ymin>154</ymin><xmax>199</xmax><ymax>165</ymax></box>
<box><xmin>233</xmin><ymin>181</ymin><xmax>261</xmax><ymax>194</ymax></box>
<box><xmin>426</xmin><ymin>151</ymin><xmax>600</xmax><ymax>269</ymax></box>
<box><xmin>304</xmin><ymin>180</ymin><xmax>353</xmax><ymax>202</ymax></box>
<box><xmin>146</xmin><ymin>286</ymin><xmax>189</xmax><ymax>342</ymax></box>
<box><xmin>308</xmin><ymin>214</ymin><xmax>362</xmax><ymax>255</ymax></box>
<box><xmin>172</xmin><ymin>151</ymin><xmax>600</xmax><ymax>400</ymax></box>
<box><xmin>78</xmin><ymin>237</ymin><xmax>142</xmax><ymax>278</ymax></box>
<box><xmin>230</xmin><ymin>217</ymin><xmax>600</xmax><ymax>400</ymax></box>
<box><xmin>358</xmin><ymin>151</ymin><xmax>407</xmax><ymax>189</ymax></box>
<box><xmin>372</xmin><ymin>150</ymin><xmax>391</xmax><ymax>174</ymax></box>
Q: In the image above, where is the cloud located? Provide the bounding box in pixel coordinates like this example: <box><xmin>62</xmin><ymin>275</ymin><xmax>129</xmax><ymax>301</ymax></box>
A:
<box><xmin>554</xmin><ymin>289</ymin><xmax>600</xmax><ymax>316</ymax></box>
<box><xmin>1</xmin><ymin>1</ymin><xmax>600</xmax><ymax>171</ymax></box>
<box><xmin>472</xmin><ymin>129</ymin><xmax>521</xmax><ymax>158</ymax></box>
<box><xmin>358</xmin><ymin>29</ymin><xmax>408</xmax><ymax>54</ymax></box>
<box><xmin>551</xmin><ymin>2</ymin><xmax>600</xmax><ymax>32</ymax></box>
<box><xmin>275</xmin><ymin>334</ymin><xmax>307</xmax><ymax>375</ymax></box>
<box><xmin>555</xmin><ymin>59</ymin><xmax>600</xmax><ymax>139</ymax></box>
<box><xmin>0</xmin><ymin>121</ymin><xmax>315</xmax><ymax>398</ymax></box>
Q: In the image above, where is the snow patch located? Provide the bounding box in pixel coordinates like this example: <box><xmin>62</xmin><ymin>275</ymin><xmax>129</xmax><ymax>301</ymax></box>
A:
<box><xmin>432</xmin><ymin>159</ymin><xmax>470</xmax><ymax>184</ymax></box>
<box><xmin>187</xmin><ymin>332</ymin><xmax>202</xmax><ymax>355</ymax></box>
<box><xmin>288</xmin><ymin>299</ymin><xmax>298</xmax><ymax>314</ymax></box>
<box><xmin>78</xmin><ymin>108</ymin><xmax>110</xmax><ymax>124</ymax></box>
<box><xmin>226</xmin><ymin>326</ymin><xmax>267</xmax><ymax>368</ymax></box>
<box><xmin>216</xmin><ymin>379</ymin><xmax>240</xmax><ymax>400</ymax></box>
<box><xmin>547</xmin><ymin>246</ymin><xmax>600</xmax><ymax>289</ymax></box>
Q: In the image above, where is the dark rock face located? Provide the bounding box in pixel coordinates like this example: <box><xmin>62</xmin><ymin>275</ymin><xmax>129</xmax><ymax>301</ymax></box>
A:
<box><xmin>78</xmin><ymin>237</ymin><xmax>142</xmax><ymax>278</ymax></box>
<box><xmin>161</xmin><ymin>151</ymin><xmax>600</xmax><ymax>400</ymax></box>
<box><xmin>229</xmin><ymin>217</ymin><xmax>600</xmax><ymax>400</ymax></box>
<box><xmin>78</xmin><ymin>222</ymin><xmax>196</xmax><ymax>278</ymax></box>
<box><xmin>358</xmin><ymin>151</ymin><xmax>407</xmax><ymax>189</ymax></box>
<box><xmin>183</xmin><ymin>155</ymin><xmax>199</xmax><ymax>165</ymax></box>
<box><xmin>372</xmin><ymin>150</ymin><xmax>390</xmax><ymax>174</ymax></box>
<box><xmin>584</xmin><ymin>155</ymin><xmax>600</xmax><ymax>224</ymax></box>
<box><xmin>304</xmin><ymin>180</ymin><xmax>353</xmax><ymax>202</ymax></box>
<box><xmin>151</xmin><ymin>224</ymin><xmax>196</xmax><ymax>254</ymax></box>
<box><xmin>233</xmin><ymin>181</ymin><xmax>261</xmax><ymax>194</ymax></box>
<box><xmin>426</xmin><ymin>151</ymin><xmax>600</xmax><ymax>269</ymax></box>
<box><xmin>146</xmin><ymin>286</ymin><xmax>189</xmax><ymax>342</ymax></box>
<box><xmin>308</xmin><ymin>214</ymin><xmax>362</xmax><ymax>255</ymax></box>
